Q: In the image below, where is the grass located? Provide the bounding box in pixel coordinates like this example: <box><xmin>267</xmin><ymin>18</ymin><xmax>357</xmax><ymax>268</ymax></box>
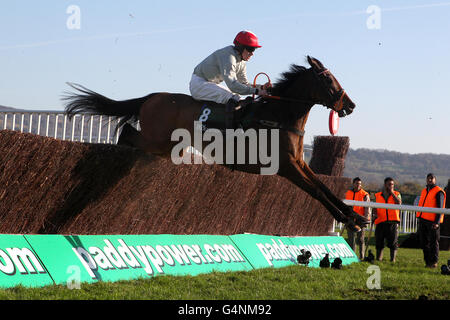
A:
<box><xmin>0</xmin><ymin>245</ymin><xmax>449</xmax><ymax>300</ymax></box>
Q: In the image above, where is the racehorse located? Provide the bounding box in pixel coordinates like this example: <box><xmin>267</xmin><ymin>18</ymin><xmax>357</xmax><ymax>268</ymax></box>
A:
<box><xmin>63</xmin><ymin>56</ymin><xmax>369</xmax><ymax>232</ymax></box>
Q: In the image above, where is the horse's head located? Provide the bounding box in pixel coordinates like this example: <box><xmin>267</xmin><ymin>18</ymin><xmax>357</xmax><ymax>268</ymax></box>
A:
<box><xmin>306</xmin><ymin>56</ymin><xmax>355</xmax><ymax>117</ymax></box>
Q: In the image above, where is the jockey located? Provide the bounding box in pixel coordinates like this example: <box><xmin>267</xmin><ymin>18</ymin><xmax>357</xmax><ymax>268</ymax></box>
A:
<box><xmin>189</xmin><ymin>30</ymin><xmax>271</xmax><ymax>129</ymax></box>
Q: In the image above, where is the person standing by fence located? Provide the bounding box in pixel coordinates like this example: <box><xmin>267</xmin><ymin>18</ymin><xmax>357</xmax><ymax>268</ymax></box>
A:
<box><xmin>416</xmin><ymin>173</ymin><xmax>447</xmax><ymax>268</ymax></box>
<box><xmin>445</xmin><ymin>179</ymin><xmax>450</xmax><ymax>208</ymax></box>
<box><xmin>373</xmin><ymin>177</ymin><xmax>402</xmax><ymax>262</ymax></box>
<box><xmin>345</xmin><ymin>177</ymin><xmax>371</xmax><ymax>259</ymax></box>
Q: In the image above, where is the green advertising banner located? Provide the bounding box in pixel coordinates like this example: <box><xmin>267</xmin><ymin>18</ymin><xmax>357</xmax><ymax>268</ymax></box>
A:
<box><xmin>0</xmin><ymin>234</ymin><xmax>54</xmax><ymax>288</ymax></box>
<box><xmin>287</xmin><ymin>236</ymin><xmax>359</xmax><ymax>267</ymax></box>
<box><xmin>0</xmin><ymin>234</ymin><xmax>360</xmax><ymax>288</ymax></box>
<box><xmin>24</xmin><ymin>234</ymin><xmax>253</xmax><ymax>286</ymax></box>
<box><xmin>229</xmin><ymin>234</ymin><xmax>358</xmax><ymax>269</ymax></box>
<box><xmin>229</xmin><ymin>234</ymin><xmax>298</xmax><ymax>269</ymax></box>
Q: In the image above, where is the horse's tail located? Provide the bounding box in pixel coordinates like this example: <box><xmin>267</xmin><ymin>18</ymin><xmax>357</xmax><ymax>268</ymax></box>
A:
<box><xmin>62</xmin><ymin>82</ymin><xmax>157</xmax><ymax>130</ymax></box>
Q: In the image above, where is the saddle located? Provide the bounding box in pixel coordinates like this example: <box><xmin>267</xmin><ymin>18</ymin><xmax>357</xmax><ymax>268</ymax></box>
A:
<box><xmin>196</xmin><ymin>97</ymin><xmax>255</xmax><ymax>132</ymax></box>
<box><xmin>195</xmin><ymin>97</ymin><xmax>305</xmax><ymax>137</ymax></box>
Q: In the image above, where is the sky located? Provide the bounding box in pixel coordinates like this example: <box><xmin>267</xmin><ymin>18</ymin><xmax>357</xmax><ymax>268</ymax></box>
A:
<box><xmin>0</xmin><ymin>0</ymin><xmax>449</xmax><ymax>155</ymax></box>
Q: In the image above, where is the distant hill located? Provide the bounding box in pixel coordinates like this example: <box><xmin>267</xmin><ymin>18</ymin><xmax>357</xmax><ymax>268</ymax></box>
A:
<box><xmin>0</xmin><ymin>105</ymin><xmax>18</xmax><ymax>111</ymax></box>
<box><xmin>305</xmin><ymin>146</ymin><xmax>450</xmax><ymax>187</ymax></box>
<box><xmin>344</xmin><ymin>148</ymin><xmax>450</xmax><ymax>186</ymax></box>
<box><xmin>0</xmin><ymin>105</ymin><xmax>29</xmax><ymax>112</ymax></box>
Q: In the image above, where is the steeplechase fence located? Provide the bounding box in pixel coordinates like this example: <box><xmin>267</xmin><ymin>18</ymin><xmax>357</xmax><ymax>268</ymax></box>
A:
<box><xmin>2</xmin><ymin>110</ymin><xmax>447</xmax><ymax>237</ymax></box>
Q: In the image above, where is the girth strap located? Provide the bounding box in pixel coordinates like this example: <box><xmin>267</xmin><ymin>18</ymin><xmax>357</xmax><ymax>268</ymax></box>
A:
<box><xmin>258</xmin><ymin>120</ymin><xmax>305</xmax><ymax>137</ymax></box>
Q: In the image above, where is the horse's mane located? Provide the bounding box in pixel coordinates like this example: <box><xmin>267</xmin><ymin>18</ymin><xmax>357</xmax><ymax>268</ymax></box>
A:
<box><xmin>272</xmin><ymin>64</ymin><xmax>308</xmax><ymax>95</ymax></box>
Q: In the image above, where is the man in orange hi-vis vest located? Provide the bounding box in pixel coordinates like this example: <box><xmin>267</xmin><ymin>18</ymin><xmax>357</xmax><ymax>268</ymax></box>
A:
<box><xmin>373</xmin><ymin>177</ymin><xmax>402</xmax><ymax>262</ymax></box>
<box><xmin>416</xmin><ymin>173</ymin><xmax>446</xmax><ymax>268</ymax></box>
<box><xmin>345</xmin><ymin>177</ymin><xmax>371</xmax><ymax>260</ymax></box>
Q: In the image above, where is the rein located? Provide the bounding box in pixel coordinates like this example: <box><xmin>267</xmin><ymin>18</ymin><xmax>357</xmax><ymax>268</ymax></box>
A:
<box><xmin>251</xmin><ymin>72</ymin><xmax>307</xmax><ymax>137</ymax></box>
<box><xmin>252</xmin><ymin>69</ymin><xmax>346</xmax><ymax>111</ymax></box>
<box><xmin>252</xmin><ymin>72</ymin><xmax>305</xmax><ymax>103</ymax></box>
<box><xmin>256</xmin><ymin>94</ymin><xmax>308</xmax><ymax>136</ymax></box>
<box><xmin>264</xmin><ymin>95</ymin><xmax>315</xmax><ymax>104</ymax></box>
<box><xmin>250</xmin><ymin>69</ymin><xmax>346</xmax><ymax>137</ymax></box>
<box><xmin>257</xmin><ymin>119</ymin><xmax>305</xmax><ymax>137</ymax></box>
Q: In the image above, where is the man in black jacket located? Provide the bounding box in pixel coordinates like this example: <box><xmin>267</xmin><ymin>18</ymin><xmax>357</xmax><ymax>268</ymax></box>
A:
<box><xmin>416</xmin><ymin>174</ymin><xmax>446</xmax><ymax>268</ymax></box>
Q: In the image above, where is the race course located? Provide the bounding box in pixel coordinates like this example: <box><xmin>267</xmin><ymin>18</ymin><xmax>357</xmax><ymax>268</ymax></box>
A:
<box><xmin>0</xmin><ymin>130</ymin><xmax>448</xmax><ymax>303</ymax></box>
<box><xmin>1</xmin><ymin>241</ymin><xmax>449</xmax><ymax>301</ymax></box>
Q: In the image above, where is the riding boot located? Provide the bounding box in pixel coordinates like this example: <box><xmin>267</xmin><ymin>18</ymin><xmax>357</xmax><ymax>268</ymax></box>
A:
<box><xmin>390</xmin><ymin>249</ymin><xmax>398</xmax><ymax>263</ymax></box>
<box><xmin>225</xmin><ymin>98</ymin><xmax>239</xmax><ymax>131</ymax></box>
<box><xmin>224</xmin><ymin>98</ymin><xmax>239</xmax><ymax>171</ymax></box>
<box><xmin>376</xmin><ymin>248</ymin><xmax>384</xmax><ymax>261</ymax></box>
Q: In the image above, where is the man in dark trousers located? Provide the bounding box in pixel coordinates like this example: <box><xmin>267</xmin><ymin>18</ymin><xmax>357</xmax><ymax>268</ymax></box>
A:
<box><xmin>373</xmin><ymin>177</ymin><xmax>402</xmax><ymax>262</ymax></box>
<box><xmin>445</xmin><ymin>179</ymin><xmax>450</xmax><ymax>208</ymax></box>
<box><xmin>345</xmin><ymin>177</ymin><xmax>371</xmax><ymax>260</ymax></box>
<box><xmin>416</xmin><ymin>173</ymin><xmax>447</xmax><ymax>268</ymax></box>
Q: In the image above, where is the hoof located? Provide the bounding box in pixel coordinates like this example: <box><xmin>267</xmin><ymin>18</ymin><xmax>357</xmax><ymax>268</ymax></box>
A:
<box><xmin>117</xmin><ymin>124</ymin><xmax>137</xmax><ymax>147</ymax></box>
<box><xmin>346</xmin><ymin>222</ymin><xmax>361</xmax><ymax>233</ymax></box>
<box><xmin>350</xmin><ymin>211</ymin><xmax>370</xmax><ymax>229</ymax></box>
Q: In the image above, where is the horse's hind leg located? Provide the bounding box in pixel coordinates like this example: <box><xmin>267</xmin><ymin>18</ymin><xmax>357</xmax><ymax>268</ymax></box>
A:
<box><xmin>117</xmin><ymin>123</ymin><xmax>144</xmax><ymax>148</ymax></box>
<box><xmin>117</xmin><ymin>123</ymin><xmax>135</xmax><ymax>147</ymax></box>
<box><xmin>117</xmin><ymin>122</ymin><xmax>175</xmax><ymax>157</ymax></box>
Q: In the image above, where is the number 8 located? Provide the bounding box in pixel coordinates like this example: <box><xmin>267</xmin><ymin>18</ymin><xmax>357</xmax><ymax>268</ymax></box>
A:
<box><xmin>199</xmin><ymin>108</ymin><xmax>211</xmax><ymax>122</ymax></box>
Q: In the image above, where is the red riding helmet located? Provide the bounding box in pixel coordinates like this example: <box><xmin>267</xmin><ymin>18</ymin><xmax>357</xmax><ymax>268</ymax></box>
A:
<box><xmin>233</xmin><ymin>30</ymin><xmax>262</xmax><ymax>48</ymax></box>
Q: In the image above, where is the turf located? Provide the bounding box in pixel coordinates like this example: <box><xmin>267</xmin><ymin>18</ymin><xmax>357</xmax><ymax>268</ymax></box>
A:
<box><xmin>0</xmin><ymin>247</ymin><xmax>448</xmax><ymax>300</ymax></box>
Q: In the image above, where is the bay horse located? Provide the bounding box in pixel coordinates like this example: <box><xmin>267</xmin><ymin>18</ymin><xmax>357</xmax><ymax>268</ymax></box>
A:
<box><xmin>63</xmin><ymin>56</ymin><xmax>369</xmax><ymax>232</ymax></box>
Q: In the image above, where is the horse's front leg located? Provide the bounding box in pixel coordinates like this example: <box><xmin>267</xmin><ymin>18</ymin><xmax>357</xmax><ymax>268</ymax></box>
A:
<box><xmin>277</xmin><ymin>156</ymin><xmax>353</xmax><ymax>226</ymax></box>
<box><xmin>298</xmin><ymin>160</ymin><xmax>370</xmax><ymax>229</ymax></box>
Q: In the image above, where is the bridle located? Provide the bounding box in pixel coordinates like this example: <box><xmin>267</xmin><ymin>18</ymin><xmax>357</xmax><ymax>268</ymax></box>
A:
<box><xmin>255</xmin><ymin>69</ymin><xmax>347</xmax><ymax>112</ymax></box>
<box><xmin>313</xmin><ymin>68</ymin><xmax>346</xmax><ymax>112</ymax></box>
<box><xmin>252</xmin><ymin>68</ymin><xmax>348</xmax><ymax>137</ymax></box>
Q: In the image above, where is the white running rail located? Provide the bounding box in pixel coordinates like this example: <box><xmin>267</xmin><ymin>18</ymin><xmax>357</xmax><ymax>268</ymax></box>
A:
<box><xmin>334</xmin><ymin>199</ymin><xmax>450</xmax><ymax>235</ymax></box>
<box><xmin>343</xmin><ymin>199</ymin><xmax>450</xmax><ymax>215</ymax></box>
<box><xmin>0</xmin><ymin>110</ymin><xmax>141</xmax><ymax>144</ymax></box>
